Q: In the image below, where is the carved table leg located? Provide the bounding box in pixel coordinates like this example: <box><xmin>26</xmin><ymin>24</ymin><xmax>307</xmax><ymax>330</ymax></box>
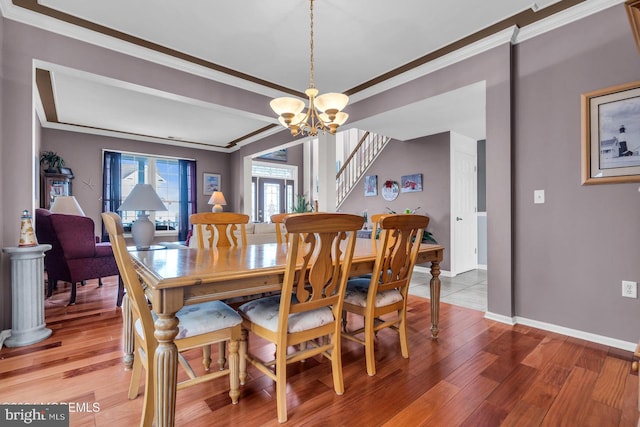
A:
<box><xmin>239</xmin><ymin>329</ymin><xmax>248</xmax><ymax>385</ymax></box>
<box><xmin>228</xmin><ymin>339</ymin><xmax>240</xmax><ymax>404</ymax></box>
<box><xmin>429</xmin><ymin>260</ymin><xmax>441</xmax><ymax>340</ymax></box>
<box><xmin>154</xmin><ymin>313</ymin><xmax>179</xmax><ymax>427</ymax></box>
<box><xmin>122</xmin><ymin>294</ymin><xmax>134</xmax><ymax>369</ymax></box>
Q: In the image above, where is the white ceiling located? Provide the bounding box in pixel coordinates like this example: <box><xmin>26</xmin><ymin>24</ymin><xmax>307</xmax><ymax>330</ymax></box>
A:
<box><xmin>1</xmin><ymin>0</ymin><xmax>611</xmax><ymax>150</ymax></box>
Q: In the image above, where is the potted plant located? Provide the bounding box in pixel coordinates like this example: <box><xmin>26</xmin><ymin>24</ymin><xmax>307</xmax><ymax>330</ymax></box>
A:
<box><xmin>384</xmin><ymin>206</ymin><xmax>437</xmax><ymax>244</ymax></box>
<box><xmin>291</xmin><ymin>194</ymin><xmax>313</xmax><ymax>213</ymax></box>
<box><xmin>39</xmin><ymin>151</ymin><xmax>65</xmax><ymax>173</ymax></box>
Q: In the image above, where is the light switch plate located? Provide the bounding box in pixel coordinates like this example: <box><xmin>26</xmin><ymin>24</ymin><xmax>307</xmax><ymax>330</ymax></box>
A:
<box><xmin>534</xmin><ymin>190</ymin><xmax>545</xmax><ymax>204</ymax></box>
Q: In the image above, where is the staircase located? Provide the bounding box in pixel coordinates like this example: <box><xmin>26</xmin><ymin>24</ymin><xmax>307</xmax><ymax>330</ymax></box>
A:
<box><xmin>336</xmin><ymin>131</ymin><xmax>390</xmax><ymax>208</ymax></box>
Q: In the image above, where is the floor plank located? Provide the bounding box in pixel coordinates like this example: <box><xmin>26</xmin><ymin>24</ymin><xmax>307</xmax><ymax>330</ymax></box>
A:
<box><xmin>0</xmin><ymin>276</ymin><xmax>637</xmax><ymax>426</ymax></box>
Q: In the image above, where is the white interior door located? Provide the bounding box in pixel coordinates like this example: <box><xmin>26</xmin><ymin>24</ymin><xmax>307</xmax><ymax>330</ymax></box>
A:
<box><xmin>451</xmin><ymin>132</ymin><xmax>478</xmax><ymax>275</ymax></box>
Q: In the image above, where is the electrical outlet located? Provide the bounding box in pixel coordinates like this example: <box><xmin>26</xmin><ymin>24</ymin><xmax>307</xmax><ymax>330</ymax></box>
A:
<box><xmin>622</xmin><ymin>280</ymin><xmax>637</xmax><ymax>298</ymax></box>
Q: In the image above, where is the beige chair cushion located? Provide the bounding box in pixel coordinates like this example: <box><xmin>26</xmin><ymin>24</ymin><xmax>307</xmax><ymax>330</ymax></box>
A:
<box><xmin>137</xmin><ymin>300</ymin><xmax>242</xmax><ymax>339</ymax></box>
<box><xmin>238</xmin><ymin>296</ymin><xmax>334</xmax><ymax>333</ymax></box>
<box><xmin>344</xmin><ymin>278</ymin><xmax>403</xmax><ymax>308</ymax></box>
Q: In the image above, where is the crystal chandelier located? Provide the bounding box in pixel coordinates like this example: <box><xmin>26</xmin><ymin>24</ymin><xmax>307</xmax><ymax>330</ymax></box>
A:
<box><xmin>270</xmin><ymin>0</ymin><xmax>349</xmax><ymax>137</ymax></box>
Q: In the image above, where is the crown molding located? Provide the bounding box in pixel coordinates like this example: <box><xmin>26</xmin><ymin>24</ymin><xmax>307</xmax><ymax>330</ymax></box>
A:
<box><xmin>2</xmin><ymin>0</ymin><xmax>628</xmax><ymax>106</ymax></box>
<box><xmin>515</xmin><ymin>0</ymin><xmax>627</xmax><ymax>42</ymax></box>
<box><xmin>0</xmin><ymin>0</ymin><xmax>288</xmax><ymax>99</ymax></box>
<box><xmin>349</xmin><ymin>26</ymin><xmax>520</xmax><ymax>104</ymax></box>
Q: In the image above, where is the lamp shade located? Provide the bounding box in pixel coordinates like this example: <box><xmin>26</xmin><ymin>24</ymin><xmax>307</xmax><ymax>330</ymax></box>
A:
<box><xmin>117</xmin><ymin>184</ymin><xmax>167</xmax><ymax>212</ymax></box>
<box><xmin>50</xmin><ymin>196</ymin><xmax>86</xmax><ymax>216</ymax></box>
<box><xmin>270</xmin><ymin>97</ymin><xmax>305</xmax><ymax>116</ymax></box>
<box><xmin>208</xmin><ymin>191</ymin><xmax>227</xmax><ymax>212</ymax></box>
<box><xmin>208</xmin><ymin>191</ymin><xmax>227</xmax><ymax>206</ymax></box>
<box><xmin>314</xmin><ymin>93</ymin><xmax>349</xmax><ymax>113</ymax></box>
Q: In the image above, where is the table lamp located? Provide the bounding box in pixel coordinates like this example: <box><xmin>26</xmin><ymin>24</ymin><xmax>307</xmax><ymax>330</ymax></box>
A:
<box><xmin>50</xmin><ymin>196</ymin><xmax>86</xmax><ymax>216</ymax></box>
<box><xmin>208</xmin><ymin>191</ymin><xmax>227</xmax><ymax>212</ymax></box>
<box><xmin>117</xmin><ymin>184</ymin><xmax>167</xmax><ymax>249</ymax></box>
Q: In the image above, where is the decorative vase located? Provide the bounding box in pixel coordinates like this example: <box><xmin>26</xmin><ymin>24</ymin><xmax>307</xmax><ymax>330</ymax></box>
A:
<box><xmin>19</xmin><ymin>210</ymin><xmax>38</xmax><ymax>247</ymax></box>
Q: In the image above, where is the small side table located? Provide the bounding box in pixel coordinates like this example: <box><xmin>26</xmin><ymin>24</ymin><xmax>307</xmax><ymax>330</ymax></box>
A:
<box><xmin>2</xmin><ymin>244</ymin><xmax>52</xmax><ymax>347</ymax></box>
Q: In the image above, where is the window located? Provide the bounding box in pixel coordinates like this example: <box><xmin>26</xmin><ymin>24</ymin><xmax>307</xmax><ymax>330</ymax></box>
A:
<box><xmin>119</xmin><ymin>154</ymin><xmax>179</xmax><ymax>232</ymax></box>
<box><xmin>102</xmin><ymin>151</ymin><xmax>196</xmax><ymax>241</ymax></box>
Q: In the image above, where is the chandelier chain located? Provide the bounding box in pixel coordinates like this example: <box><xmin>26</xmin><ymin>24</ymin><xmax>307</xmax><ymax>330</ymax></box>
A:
<box><xmin>269</xmin><ymin>0</ymin><xmax>348</xmax><ymax>137</ymax></box>
<box><xmin>309</xmin><ymin>0</ymin><xmax>315</xmax><ymax>89</ymax></box>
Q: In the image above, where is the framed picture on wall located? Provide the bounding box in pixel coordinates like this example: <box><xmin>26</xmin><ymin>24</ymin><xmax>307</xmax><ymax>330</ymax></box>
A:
<box><xmin>401</xmin><ymin>173</ymin><xmax>423</xmax><ymax>193</ymax></box>
<box><xmin>581</xmin><ymin>80</ymin><xmax>640</xmax><ymax>184</ymax></box>
<box><xmin>626</xmin><ymin>0</ymin><xmax>640</xmax><ymax>54</ymax></box>
<box><xmin>364</xmin><ymin>175</ymin><xmax>377</xmax><ymax>197</ymax></box>
<box><xmin>203</xmin><ymin>173</ymin><xmax>221</xmax><ymax>195</ymax></box>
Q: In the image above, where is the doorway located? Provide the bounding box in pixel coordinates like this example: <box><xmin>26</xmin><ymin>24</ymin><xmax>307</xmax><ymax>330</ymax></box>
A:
<box><xmin>252</xmin><ymin>177</ymin><xmax>294</xmax><ymax>222</ymax></box>
<box><xmin>250</xmin><ymin>161</ymin><xmax>297</xmax><ymax>223</ymax></box>
<box><xmin>451</xmin><ymin>132</ymin><xmax>478</xmax><ymax>275</ymax></box>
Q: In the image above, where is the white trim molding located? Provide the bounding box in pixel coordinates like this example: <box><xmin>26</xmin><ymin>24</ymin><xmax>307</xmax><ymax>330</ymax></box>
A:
<box><xmin>485</xmin><ymin>311</ymin><xmax>636</xmax><ymax>352</ymax></box>
<box><xmin>516</xmin><ymin>0</ymin><xmax>627</xmax><ymax>43</ymax></box>
<box><xmin>484</xmin><ymin>311</ymin><xmax>517</xmax><ymax>325</ymax></box>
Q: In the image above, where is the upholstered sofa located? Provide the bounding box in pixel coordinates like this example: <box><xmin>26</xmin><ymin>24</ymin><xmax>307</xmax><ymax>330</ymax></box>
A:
<box><xmin>243</xmin><ymin>222</ymin><xmax>279</xmax><ymax>245</ymax></box>
<box><xmin>35</xmin><ymin>209</ymin><xmax>122</xmax><ymax>305</ymax></box>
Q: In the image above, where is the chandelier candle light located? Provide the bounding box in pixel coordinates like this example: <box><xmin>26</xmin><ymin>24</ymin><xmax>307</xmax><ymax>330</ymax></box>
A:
<box><xmin>270</xmin><ymin>0</ymin><xmax>349</xmax><ymax>137</ymax></box>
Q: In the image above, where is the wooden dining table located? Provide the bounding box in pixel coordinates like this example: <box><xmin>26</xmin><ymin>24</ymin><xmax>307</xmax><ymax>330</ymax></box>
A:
<box><xmin>127</xmin><ymin>239</ymin><xmax>444</xmax><ymax>427</ymax></box>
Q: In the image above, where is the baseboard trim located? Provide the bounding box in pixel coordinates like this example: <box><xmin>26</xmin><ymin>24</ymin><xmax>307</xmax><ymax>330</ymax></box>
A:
<box><xmin>483</xmin><ymin>311</ymin><xmax>635</xmax><ymax>352</ymax></box>
<box><xmin>484</xmin><ymin>311</ymin><xmax>516</xmax><ymax>325</ymax></box>
<box><xmin>477</xmin><ymin>264</ymin><xmax>487</xmax><ymax>270</ymax></box>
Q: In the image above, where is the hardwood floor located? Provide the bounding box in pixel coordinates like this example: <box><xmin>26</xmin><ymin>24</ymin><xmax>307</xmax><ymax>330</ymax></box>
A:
<box><xmin>0</xmin><ymin>276</ymin><xmax>637</xmax><ymax>426</ymax></box>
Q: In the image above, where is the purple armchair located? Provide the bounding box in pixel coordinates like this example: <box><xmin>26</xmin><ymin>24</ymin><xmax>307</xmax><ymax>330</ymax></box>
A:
<box><xmin>35</xmin><ymin>209</ymin><xmax>122</xmax><ymax>306</ymax></box>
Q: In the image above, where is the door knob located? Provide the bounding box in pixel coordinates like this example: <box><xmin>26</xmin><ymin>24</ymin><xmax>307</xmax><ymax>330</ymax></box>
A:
<box><xmin>456</xmin><ymin>217</ymin><xmax>463</xmax><ymax>221</ymax></box>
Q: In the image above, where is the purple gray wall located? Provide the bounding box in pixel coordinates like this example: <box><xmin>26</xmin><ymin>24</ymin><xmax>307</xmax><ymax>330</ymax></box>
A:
<box><xmin>513</xmin><ymin>5</ymin><xmax>640</xmax><ymax>342</ymax></box>
<box><xmin>339</xmin><ymin>133</ymin><xmax>452</xmax><ymax>271</ymax></box>
<box><xmin>0</xmin><ymin>16</ymin><xmax>6</xmax><ymax>328</ymax></box>
<box><xmin>41</xmin><ymin>128</ymin><xmax>231</xmax><ymax>235</ymax></box>
<box><xmin>1</xmin><ymin>4</ymin><xmax>639</xmax><ymax>345</ymax></box>
<box><xmin>0</xmin><ymin>16</ymin><xmax>275</xmax><ymax>329</ymax></box>
<box><xmin>1</xmin><ymin>18</ymin><xmax>41</xmax><ymax>330</ymax></box>
<box><xmin>352</xmin><ymin>43</ymin><xmax>514</xmax><ymax>317</ymax></box>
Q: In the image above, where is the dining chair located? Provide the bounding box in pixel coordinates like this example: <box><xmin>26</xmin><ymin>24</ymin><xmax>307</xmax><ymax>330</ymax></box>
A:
<box><xmin>102</xmin><ymin>212</ymin><xmax>242</xmax><ymax>427</ymax></box>
<box><xmin>369</xmin><ymin>213</ymin><xmax>384</xmax><ymax>241</ymax></box>
<box><xmin>270</xmin><ymin>212</ymin><xmax>288</xmax><ymax>244</ymax></box>
<box><xmin>189</xmin><ymin>212</ymin><xmax>249</xmax><ymax>248</ymax></box>
<box><xmin>271</xmin><ymin>212</ymin><xmax>306</xmax><ymax>245</ymax></box>
<box><xmin>189</xmin><ymin>212</ymin><xmax>250</xmax><ymax>368</ymax></box>
<box><xmin>238</xmin><ymin>212</ymin><xmax>364</xmax><ymax>423</ymax></box>
<box><xmin>342</xmin><ymin>214</ymin><xmax>429</xmax><ymax>376</ymax></box>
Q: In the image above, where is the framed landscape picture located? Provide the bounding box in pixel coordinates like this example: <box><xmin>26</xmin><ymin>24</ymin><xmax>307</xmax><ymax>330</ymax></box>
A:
<box><xmin>364</xmin><ymin>175</ymin><xmax>377</xmax><ymax>197</ymax></box>
<box><xmin>203</xmin><ymin>173</ymin><xmax>221</xmax><ymax>195</ymax></box>
<box><xmin>581</xmin><ymin>80</ymin><xmax>640</xmax><ymax>184</ymax></box>
<box><xmin>401</xmin><ymin>173</ymin><xmax>423</xmax><ymax>193</ymax></box>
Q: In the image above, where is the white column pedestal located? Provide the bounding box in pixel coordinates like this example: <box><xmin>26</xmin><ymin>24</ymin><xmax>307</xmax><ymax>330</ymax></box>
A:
<box><xmin>2</xmin><ymin>244</ymin><xmax>52</xmax><ymax>347</ymax></box>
